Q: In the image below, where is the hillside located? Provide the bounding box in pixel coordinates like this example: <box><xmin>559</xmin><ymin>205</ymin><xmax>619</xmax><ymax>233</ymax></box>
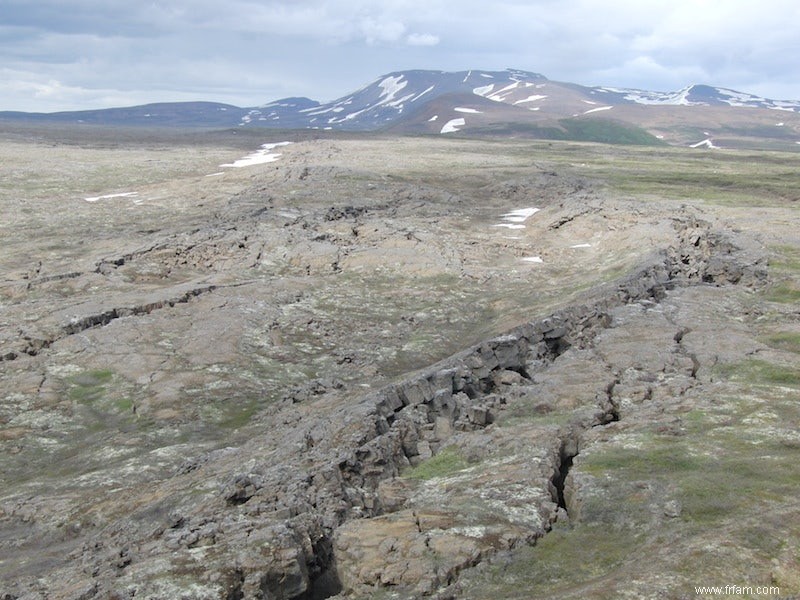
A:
<box><xmin>2</xmin><ymin>69</ymin><xmax>800</xmax><ymax>149</ymax></box>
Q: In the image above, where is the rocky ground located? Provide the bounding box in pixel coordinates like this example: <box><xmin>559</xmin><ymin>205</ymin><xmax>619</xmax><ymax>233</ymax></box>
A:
<box><xmin>1</xmin><ymin>127</ymin><xmax>798</xmax><ymax>599</ymax></box>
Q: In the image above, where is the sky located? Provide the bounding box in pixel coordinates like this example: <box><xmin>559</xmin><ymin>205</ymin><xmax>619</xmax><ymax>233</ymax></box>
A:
<box><xmin>2</xmin><ymin>0</ymin><xmax>800</xmax><ymax>112</ymax></box>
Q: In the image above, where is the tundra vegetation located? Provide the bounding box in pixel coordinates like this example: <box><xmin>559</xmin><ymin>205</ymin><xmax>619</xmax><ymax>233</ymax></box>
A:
<box><xmin>0</xmin><ymin>122</ymin><xmax>798</xmax><ymax>599</ymax></box>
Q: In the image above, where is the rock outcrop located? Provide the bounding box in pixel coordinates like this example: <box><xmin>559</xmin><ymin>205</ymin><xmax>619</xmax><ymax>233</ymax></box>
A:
<box><xmin>4</xmin><ymin>134</ymin><xmax>792</xmax><ymax>600</ymax></box>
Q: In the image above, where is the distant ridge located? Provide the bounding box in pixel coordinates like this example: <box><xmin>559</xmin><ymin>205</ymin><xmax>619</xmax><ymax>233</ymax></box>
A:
<box><xmin>3</xmin><ymin>68</ymin><xmax>800</xmax><ymax>149</ymax></box>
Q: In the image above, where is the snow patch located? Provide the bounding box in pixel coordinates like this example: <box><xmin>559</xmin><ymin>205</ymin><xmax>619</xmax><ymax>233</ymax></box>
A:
<box><xmin>428</xmin><ymin>115</ymin><xmax>438</xmax><ymax>122</ymax></box>
<box><xmin>440</xmin><ymin>118</ymin><xmax>466</xmax><ymax>134</ymax></box>
<box><xmin>599</xmin><ymin>85</ymin><xmax>700</xmax><ymax>106</ymax></box>
<box><xmin>583</xmin><ymin>106</ymin><xmax>613</xmax><ymax>114</ymax></box>
<box><xmin>514</xmin><ymin>95</ymin><xmax>547</xmax><ymax>105</ymax></box>
<box><xmin>493</xmin><ymin>207</ymin><xmax>540</xmax><ymax>229</ymax></box>
<box><xmin>455</xmin><ymin>107</ymin><xmax>482</xmax><ymax>114</ymax></box>
<box><xmin>84</xmin><ymin>192</ymin><xmax>138</xmax><ymax>203</ymax></box>
<box><xmin>689</xmin><ymin>138</ymin><xmax>719</xmax><ymax>149</ymax></box>
<box><xmin>486</xmin><ymin>81</ymin><xmax>522</xmax><ymax>102</ymax></box>
<box><xmin>473</xmin><ymin>84</ymin><xmax>494</xmax><ymax>96</ymax></box>
<box><xmin>501</xmin><ymin>208</ymin><xmax>540</xmax><ymax>222</ymax></box>
<box><xmin>411</xmin><ymin>85</ymin><xmax>435</xmax><ymax>103</ymax></box>
<box><xmin>377</xmin><ymin>75</ymin><xmax>408</xmax><ymax>106</ymax></box>
<box><xmin>522</xmin><ymin>256</ymin><xmax>543</xmax><ymax>263</ymax></box>
<box><xmin>221</xmin><ymin>142</ymin><xmax>291</xmax><ymax>168</ymax></box>
<box><xmin>493</xmin><ymin>223</ymin><xmax>526</xmax><ymax>230</ymax></box>
<box><xmin>570</xmin><ymin>243</ymin><xmax>592</xmax><ymax>248</ymax></box>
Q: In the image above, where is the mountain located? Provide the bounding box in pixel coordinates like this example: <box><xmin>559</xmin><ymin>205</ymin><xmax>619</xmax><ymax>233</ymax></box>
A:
<box><xmin>239</xmin><ymin>69</ymin><xmax>547</xmax><ymax>130</ymax></box>
<box><xmin>3</xmin><ymin>69</ymin><xmax>800</xmax><ymax>149</ymax></box>
<box><xmin>0</xmin><ymin>101</ymin><xmax>245</xmax><ymax>128</ymax></box>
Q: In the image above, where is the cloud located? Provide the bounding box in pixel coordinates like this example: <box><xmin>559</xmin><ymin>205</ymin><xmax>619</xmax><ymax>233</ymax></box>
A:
<box><xmin>406</xmin><ymin>33</ymin><xmax>440</xmax><ymax>47</ymax></box>
<box><xmin>359</xmin><ymin>17</ymin><xmax>407</xmax><ymax>45</ymax></box>
<box><xmin>2</xmin><ymin>0</ymin><xmax>800</xmax><ymax>111</ymax></box>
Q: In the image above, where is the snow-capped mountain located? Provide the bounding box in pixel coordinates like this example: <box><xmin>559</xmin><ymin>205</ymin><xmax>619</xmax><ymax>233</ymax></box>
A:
<box><xmin>590</xmin><ymin>84</ymin><xmax>800</xmax><ymax>111</ymax></box>
<box><xmin>239</xmin><ymin>69</ymin><xmax>547</xmax><ymax>130</ymax></box>
<box><xmin>236</xmin><ymin>71</ymin><xmax>800</xmax><ymax>132</ymax></box>
<box><xmin>3</xmin><ymin>69</ymin><xmax>800</xmax><ymax>149</ymax></box>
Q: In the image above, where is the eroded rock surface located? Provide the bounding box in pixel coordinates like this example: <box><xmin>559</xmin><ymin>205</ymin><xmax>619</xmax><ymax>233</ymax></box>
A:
<box><xmin>1</xmin><ymin>133</ymin><xmax>796</xmax><ymax>599</ymax></box>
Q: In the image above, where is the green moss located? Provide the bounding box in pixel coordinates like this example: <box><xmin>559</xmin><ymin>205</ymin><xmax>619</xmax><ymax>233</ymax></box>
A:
<box><xmin>558</xmin><ymin>118</ymin><xmax>665</xmax><ymax>145</ymax></box>
<box><xmin>68</xmin><ymin>369</ymin><xmax>115</xmax><ymax>404</ymax></box>
<box><xmin>218</xmin><ymin>400</ymin><xmax>259</xmax><ymax>430</ymax></box>
<box><xmin>468</xmin><ymin>118</ymin><xmax>664</xmax><ymax>146</ymax></box>
<box><xmin>462</xmin><ymin>524</ymin><xmax>642</xmax><ymax>598</ymax></box>
<box><xmin>769</xmin><ymin>245</ymin><xmax>800</xmax><ymax>273</ymax></box>
<box><xmin>764</xmin><ymin>282</ymin><xmax>800</xmax><ymax>304</ymax></box>
<box><xmin>715</xmin><ymin>358</ymin><xmax>800</xmax><ymax>386</ymax></box>
<box><xmin>115</xmin><ymin>398</ymin><xmax>134</xmax><ymax>413</ymax></box>
<box><xmin>678</xmin><ymin>446</ymin><xmax>800</xmax><ymax>524</ymax></box>
<box><xmin>579</xmin><ymin>443</ymin><xmax>702</xmax><ymax>479</ymax></box>
<box><xmin>497</xmin><ymin>409</ymin><xmax>572</xmax><ymax>428</ymax></box>
<box><xmin>404</xmin><ymin>446</ymin><xmax>470</xmax><ymax>480</ymax></box>
<box><xmin>762</xmin><ymin>332</ymin><xmax>800</xmax><ymax>353</ymax></box>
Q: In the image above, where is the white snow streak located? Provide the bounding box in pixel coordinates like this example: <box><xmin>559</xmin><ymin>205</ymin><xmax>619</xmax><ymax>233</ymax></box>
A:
<box><xmin>84</xmin><ymin>192</ymin><xmax>138</xmax><ymax>203</ymax></box>
<box><xmin>455</xmin><ymin>107</ymin><xmax>482</xmax><ymax>114</ymax></box>
<box><xmin>411</xmin><ymin>85</ymin><xmax>435</xmax><ymax>103</ymax></box>
<box><xmin>377</xmin><ymin>75</ymin><xmax>408</xmax><ymax>106</ymax></box>
<box><xmin>521</xmin><ymin>256</ymin><xmax>544</xmax><ymax>264</ymax></box>
<box><xmin>440</xmin><ymin>118</ymin><xmax>466</xmax><ymax>134</ymax></box>
<box><xmin>689</xmin><ymin>138</ymin><xmax>719</xmax><ymax>149</ymax></box>
<box><xmin>221</xmin><ymin>142</ymin><xmax>291</xmax><ymax>168</ymax></box>
<box><xmin>493</xmin><ymin>207</ymin><xmax>540</xmax><ymax>229</ymax></box>
<box><xmin>513</xmin><ymin>95</ymin><xmax>547</xmax><ymax>105</ymax></box>
<box><xmin>494</xmin><ymin>223</ymin><xmax>526</xmax><ymax>230</ymax></box>
<box><xmin>502</xmin><ymin>208</ymin><xmax>540</xmax><ymax>222</ymax></box>
<box><xmin>599</xmin><ymin>86</ymin><xmax>699</xmax><ymax>106</ymax></box>
<box><xmin>583</xmin><ymin>106</ymin><xmax>613</xmax><ymax>114</ymax></box>
<box><xmin>485</xmin><ymin>81</ymin><xmax>522</xmax><ymax>102</ymax></box>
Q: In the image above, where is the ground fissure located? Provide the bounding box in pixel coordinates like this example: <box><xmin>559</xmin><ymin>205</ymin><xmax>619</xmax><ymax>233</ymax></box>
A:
<box><xmin>3</xmin><ymin>135</ymin><xmax>791</xmax><ymax>600</ymax></box>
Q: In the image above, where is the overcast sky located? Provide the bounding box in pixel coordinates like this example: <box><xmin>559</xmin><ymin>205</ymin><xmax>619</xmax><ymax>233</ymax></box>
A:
<box><xmin>2</xmin><ymin>0</ymin><xmax>800</xmax><ymax>112</ymax></box>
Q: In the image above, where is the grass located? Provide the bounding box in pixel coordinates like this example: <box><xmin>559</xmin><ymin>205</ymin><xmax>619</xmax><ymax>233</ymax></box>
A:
<box><xmin>468</xmin><ymin>406</ymin><xmax>800</xmax><ymax>597</ymax></box>
<box><xmin>762</xmin><ymin>332</ymin><xmax>800</xmax><ymax>353</ymax></box>
<box><xmin>461</xmin><ymin>524</ymin><xmax>643</xmax><ymax>598</ymax></box>
<box><xmin>403</xmin><ymin>446</ymin><xmax>470</xmax><ymax>480</ymax></box>
<box><xmin>562</xmin><ymin>145</ymin><xmax>800</xmax><ymax>206</ymax></box>
<box><xmin>579</xmin><ymin>442</ymin><xmax>702</xmax><ymax>479</ymax></box>
<box><xmin>769</xmin><ymin>245</ymin><xmax>800</xmax><ymax>273</ymax></box>
<box><xmin>764</xmin><ymin>282</ymin><xmax>800</xmax><ymax>304</ymax></box>
<box><xmin>68</xmin><ymin>369</ymin><xmax>115</xmax><ymax>404</ymax></box>
<box><xmin>217</xmin><ymin>399</ymin><xmax>260</xmax><ymax>430</ymax></box>
<box><xmin>714</xmin><ymin>358</ymin><xmax>800</xmax><ymax>386</ymax></box>
<box><xmin>469</xmin><ymin>118</ymin><xmax>664</xmax><ymax>146</ymax></box>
